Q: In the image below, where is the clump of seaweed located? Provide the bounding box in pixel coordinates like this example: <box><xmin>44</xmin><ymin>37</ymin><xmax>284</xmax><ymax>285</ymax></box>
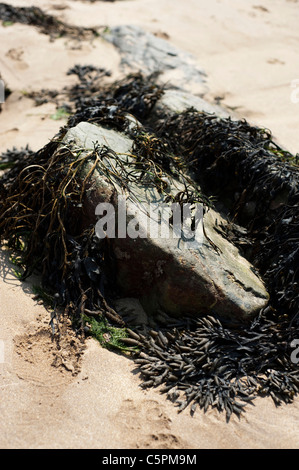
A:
<box><xmin>128</xmin><ymin>310</ymin><xmax>298</xmax><ymax>421</ymax></box>
<box><xmin>67</xmin><ymin>72</ymin><xmax>165</xmax><ymax>130</ymax></box>
<box><xmin>0</xmin><ymin>3</ymin><xmax>100</xmax><ymax>39</ymax></box>
<box><xmin>0</xmin><ymin>72</ymin><xmax>298</xmax><ymax>422</ymax></box>
<box><xmin>66</xmin><ymin>65</ymin><xmax>112</xmax><ymax>110</ymax></box>
<box><xmin>25</xmin><ymin>89</ymin><xmax>60</xmax><ymax>107</ymax></box>
<box><xmin>18</xmin><ymin>69</ymin><xmax>165</xmax><ymax>135</ymax></box>
<box><xmin>24</xmin><ymin>65</ymin><xmax>111</xmax><ymax>117</ymax></box>
<box><xmin>130</xmin><ymin>103</ymin><xmax>298</xmax><ymax>421</ymax></box>
<box><xmin>0</xmin><ymin>138</ymin><xmax>126</xmax><ymax>336</ymax></box>
<box><xmin>155</xmin><ymin>111</ymin><xmax>299</xmax><ymax>318</ymax></box>
<box><xmin>0</xmin><ymin>145</ymin><xmax>34</xmax><ymax>170</ymax></box>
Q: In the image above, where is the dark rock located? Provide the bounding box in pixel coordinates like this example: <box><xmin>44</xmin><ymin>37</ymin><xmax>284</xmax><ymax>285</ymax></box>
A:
<box><xmin>62</xmin><ymin>121</ymin><xmax>269</xmax><ymax>322</ymax></box>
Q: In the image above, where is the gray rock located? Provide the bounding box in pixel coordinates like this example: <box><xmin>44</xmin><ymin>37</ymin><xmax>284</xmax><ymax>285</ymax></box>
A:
<box><xmin>154</xmin><ymin>89</ymin><xmax>230</xmax><ymax>118</ymax></box>
<box><xmin>64</xmin><ymin>121</ymin><xmax>133</xmax><ymax>155</ymax></box>
<box><xmin>61</xmin><ymin>121</ymin><xmax>269</xmax><ymax>323</ymax></box>
<box><xmin>104</xmin><ymin>25</ymin><xmax>208</xmax><ymax>93</ymax></box>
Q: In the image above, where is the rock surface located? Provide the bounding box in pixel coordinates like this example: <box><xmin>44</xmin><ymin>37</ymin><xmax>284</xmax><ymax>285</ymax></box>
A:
<box><xmin>154</xmin><ymin>89</ymin><xmax>230</xmax><ymax>118</ymax></box>
<box><xmin>62</xmin><ymin>121</ymin><xmax>269</xmax><ymax>322</ymax></box>
<box><xmin>104</xmin><ymin>25</ymin><xmax>208</xmax><ymax>94</ymax></box>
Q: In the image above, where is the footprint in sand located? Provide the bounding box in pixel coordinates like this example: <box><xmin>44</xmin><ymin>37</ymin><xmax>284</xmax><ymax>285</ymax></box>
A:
<box><xmin>117</xmin><ymin>398</ymin><xmax>185</xmax><ymax>449</ymax></box>
<box><xmin>5</xmin><ymin>48</ymin><xmax>28</xmax><ymax>70</ymax></box>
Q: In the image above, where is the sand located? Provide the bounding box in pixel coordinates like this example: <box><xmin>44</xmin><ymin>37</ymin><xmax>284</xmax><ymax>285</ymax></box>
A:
<box><xmin>0</xmin><ymin>0</ymin><xmax>298</xmax><ymax>449</ymax></box>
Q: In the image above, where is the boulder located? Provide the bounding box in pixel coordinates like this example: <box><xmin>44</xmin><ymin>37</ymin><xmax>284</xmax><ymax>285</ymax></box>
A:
<box><xmin>104</xmin><ymin>25</ymin><xmax>208</xmax><ymax>94</ymax></box>
<box><xmin>62</xmin><ymin>121</ymin><xmax>269</xmax><ymax>322</ymax></box>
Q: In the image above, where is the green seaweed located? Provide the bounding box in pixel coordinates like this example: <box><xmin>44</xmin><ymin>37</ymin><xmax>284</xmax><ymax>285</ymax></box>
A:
<box><xmin>50</xmin><ymin>107</ymin><xmax>70</xmax><ymax>121</ymax></box>
<box><xmin>2</xmin><ymin>20</ymin><xmax>13</xmax><ymax>26</ymax></box>
<box><xmin>84</xmin><ymin>315</ymin><xmax>136</xmax><ymax>353</ymax></box>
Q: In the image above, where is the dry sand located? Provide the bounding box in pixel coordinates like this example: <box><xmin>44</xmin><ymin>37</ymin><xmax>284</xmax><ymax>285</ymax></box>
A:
<box><xmin>0</xmin><ymin>0</ymin><xmax>299</xmax><ymax>449</ymax></box>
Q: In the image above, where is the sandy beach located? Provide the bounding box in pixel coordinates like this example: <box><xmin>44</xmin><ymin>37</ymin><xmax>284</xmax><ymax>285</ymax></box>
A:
<box><xmin>0</xmin><ymin>0</ymin><xmax>299</xmax><ymax>449</ymax></box>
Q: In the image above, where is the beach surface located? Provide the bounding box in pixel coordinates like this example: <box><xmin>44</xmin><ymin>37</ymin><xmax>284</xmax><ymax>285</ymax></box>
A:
<box><xmin>0</xmin><ymin>0</ymin><xmax>299</xmax><ymax>449</ymax></box>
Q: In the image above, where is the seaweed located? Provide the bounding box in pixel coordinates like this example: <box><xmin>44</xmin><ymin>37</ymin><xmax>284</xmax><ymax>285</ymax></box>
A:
<box><xmin>67</xmin><ymin>72</ymin><xmax>165</xmax><ymax>129</ymax></box>
<box><xmin>132</xmin><ymin>309</ymin><xmax>298</xmax><ymax>421</ymax></box>
<box><xmin>0</xmin><ymin>3</ymin><xmax>100</xmax><ymax>39</ymax></box>
<box><xmin>0</xmin><ymin>138</ymin><xmax>125</xmax><ymax>335</ymax></box>
<box><xmin>0</xmin><ymin>72</ymin><xmax>298</xmax><ymax>421</ymax></box>
<box><xmin>85</xmin><ymin>315</ymin><xmax>135</xmax><ymax>353</ymax></box>
<box><xmin>19</xmin><ymin>70</ymin><xmax>164</xmax><ymax>132</ymax></box>
<box><xmin>155</xmin><ymin>111</ymin><xmax>299</xmax><ymax>319</ymax></box>
<box><xmin>0</xmin><ymin>145</ymin><xmax>34</xmax><ymax>170</ymax></box>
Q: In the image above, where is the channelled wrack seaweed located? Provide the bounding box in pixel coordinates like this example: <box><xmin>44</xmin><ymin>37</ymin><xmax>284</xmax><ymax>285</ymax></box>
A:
<box><xmin>0</xmin><ymin>72</ymin><xmax>298</xmax><ymax>422</ymax></box>
<box><xmin>67</xmin><ymin>71</ymin><xmax>165</xmax><ymax>126</ymax></box>
<box><xmin>0</xmin><ymin>138</ymin><xmax>126</xmax><ymax>336</ymax></box>
<box><xmin>156</xmin><ymin>111</ymin><xmax>299</xmax><ymax>318</ymax></box>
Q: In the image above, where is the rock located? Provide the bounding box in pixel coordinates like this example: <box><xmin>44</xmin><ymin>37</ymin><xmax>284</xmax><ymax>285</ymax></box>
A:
<box><xmin>61</xmin><ymin>121</ymin><xmax>269</xmax><ymax>323</ymax></box>
<box><xmin>104</xmin><ymin>25</ymin><xmax>208</xmax><ymax>94</ymax></box>
<box><xmin>114</xmin><ymin>298</ymin><xmax>149</xmax><ymax>327</ymax></box>
<box><xmin>64</xmin><ymin>121</ymin><xmax>133</xmax><ymax>155</ymax></box>
<box><xmin>154</xmin><ymin>89</ymin><xmax>230</xmax><ymax>118</ymax></box>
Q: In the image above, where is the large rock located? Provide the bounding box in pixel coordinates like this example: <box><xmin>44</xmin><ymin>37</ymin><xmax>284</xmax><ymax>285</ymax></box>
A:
<box><xmin>104</xmin><ymin>25</ymin><xmax>208</xmax><ymax>94</ymax></box>
<box><xmin>62</xmin><ymin>121</ymin><xmax>269</xmax><ymax>322</ymax></box>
